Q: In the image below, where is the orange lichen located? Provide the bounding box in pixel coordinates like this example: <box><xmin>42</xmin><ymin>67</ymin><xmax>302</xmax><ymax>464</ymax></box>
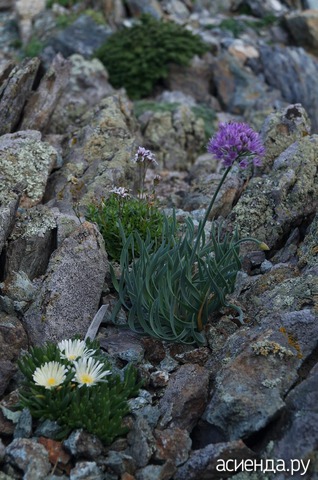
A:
<box><xmin>279</xmin><ymin>327</ymin><xmax>303</xmax><ymax>359</ymax></box>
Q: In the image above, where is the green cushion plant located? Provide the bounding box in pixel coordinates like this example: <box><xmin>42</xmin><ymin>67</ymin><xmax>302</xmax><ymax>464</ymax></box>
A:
<box><xmin>95</xmin><ymin>14</ymin><xmax>208</xmax><ymax>99</ymax></box>
<box><xmin>18</xmin><ymin>338</ymin><xmax>141</xmax><ymax>445</ymax></box>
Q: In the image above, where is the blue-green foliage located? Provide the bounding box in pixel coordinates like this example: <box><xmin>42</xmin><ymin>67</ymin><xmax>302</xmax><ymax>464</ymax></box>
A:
<box><xmin>111</xmin><ymin>214</ymin><xmax>243</xmax><ymax>345</ymax></box>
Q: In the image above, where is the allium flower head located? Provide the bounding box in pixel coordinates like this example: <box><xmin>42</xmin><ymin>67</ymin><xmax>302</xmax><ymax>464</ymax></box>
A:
<box><xmin>110</xmin><ymin>186</ymin><xmax>130</xmax><ymax>198</ymax></box>
<box><xmin>73</xmin><ymin>357</ymin><xmax>112</xmax><ymax>387</ymax></box>
<box><xmin>207</xmin><ymin>122</ymin><xmax>265</xmax><ymax>168</ymax></box>
<box><xmin>58</xmin><ymin>339</ymin><xmax>95</xmax><ymax>362</ymax></box>
<box><xmin>33</xmin><ymin>361</ymin><xmax>67</xmax><ymax>389</ymax></box>
<box><xmin>134</xmin><ymin>147</ymin><xmax>158</xmax><ymax>166</ymax></box>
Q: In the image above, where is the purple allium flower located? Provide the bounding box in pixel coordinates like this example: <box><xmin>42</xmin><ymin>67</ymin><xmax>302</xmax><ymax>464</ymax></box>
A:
<box><xmin>207</xmin><ymin>122</ymin><xmax>265</xmax><ymax>168</ymax></box>
<box><xmin>134</xmin><ymin>147</ymin><xmax>158</xmax><ymax>166</ymax></box>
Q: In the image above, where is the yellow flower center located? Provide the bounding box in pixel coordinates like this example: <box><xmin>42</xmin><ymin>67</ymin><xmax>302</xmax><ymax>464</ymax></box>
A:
<box><xmin>47</xmin><ymin>377</ymin><xmax>57</xmax><ymax>387</ymax></box>
<box><xmin>68</xmin><ymin>354</ymin><xmax>77</xmax><ymax>360</ymax></box>
<box><xmin>80</xmin><ymin>374</ymin><xmax>94</xmax><ymax>385</ymax></box>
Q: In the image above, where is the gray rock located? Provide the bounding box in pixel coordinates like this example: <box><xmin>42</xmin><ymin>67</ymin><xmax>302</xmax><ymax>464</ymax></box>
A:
<box><xmin>0</xmin><ymin>188</ymin><xmax>20</xmax><ymax>257</ymax></box>
<box><xmin>232</xmin><ymin>0</ymin><xmax>287</xmax><ymax>16</ymax></box>
<box><xmin>284</xmin><ymin>9</ymin><xmax>318</xmax><ymax>53</ymax></box>
<box><xmin>99</xmin><ymin>330</ymin><xmax>145</xmax><ymax>363</ymax></box>
<box><xmin>153</xmin><ymin>427</ymin><xmax>192</xmax><ymax>466</ymax></box>
<box><xmin>125</xmin><ymin>0</ymin><xmax>162</xmax><ymax>19</ymax></box>
<box><xmin>49</xmin><ymin>54</ymin><xmax>114</xmax><ymax>134</ymax></box>
<box><xmin>69</xmin><ymin>461</ymin><xmax>104</xmax><ymax>480</ymax></box>
<box><xmin>260</xmin><ymin>103</ymin><xmax>311</xmax><ymax>170</ymax></box>
<box><xmin>5</xmin><ymin>438</ymin><xmax>51</xmax><ymax>480</ymax></box>
<box><xmin>298</xmin><ymin>212</ymin><xmax>318</xmax><ymax>270</ymax></box>
<box><xmin>158</xmin><ymin>363</ymin><xmax>210</xmax><ymax>430</ymax></box>
<box><xmin>230</xmin><ymin>133</ymin><xmax>318</xmax><ymax>250</ymax></box>
<box><xmin>22</xmin><ymin>221</ymin><xmax>108</xmax><ymax>345</ymax></box>
<box><xmin>0</xmin><ymin>57</ymin><xmax>40</xmax><ymax>135</ymax></box>
<box><xmin>127</xmin><ymin>416</ymin><xmax>156</xmax><ymax>468</ymax></box>
<box><xmin>141</xmin><ymin>104</ymin><xmax>205</xmax><ymax>170</ymax></box>
<box><xmin>259</xmin><ymin>45</ymin><xmax>318</xmax><ymax>132</ymax></box>
<box><xmin>45</xmin><ymin>94</ymin><xmax>138</xmax><ymax>213</ymax></box>
<box><xmin>174</xmin><ymin>440</ymin><xmax>255</xmax><ymax>480</ymax></box>
<box><xmin>0</xmin><ymin>313</ymin><xmax>27</xmax><ymax>395</ymax></box>
<box><xmin>210</xmin><ymin>49</ymin><xmax>284</xmax><ymax>124</ymax></box>
<box><xmin>48</xmin><ymin>15</ymin><xmax>112</xmax><ymax>59</ymax></box>
<box><xmin>135</xmin><ymin>461</ymin><xmax>176</xmax><ymax>480</ymax></box>
<box><xmin>20</xmin><ymin>53</ymin><xmax>71</xmax><ymax>133</ymax></box>
<box><xmin>203</xmin><ymin>309</ymin><xmax>318</xmax><ymax>440</ymax></box>
<box><xmin>103</xmin><ymin>450</ymin><xmax>136</xmax><ymax>475</ymax></box>
<box><xmin>63</xmin><ymin>429</ymin><xmax>103</xmax><ymax>460</ymax></box>
<box><xmin>269</xmin><ymin>362</ymin><xmax>318</xmax><ymax>478</ymax></box>
<box><xmin>4</xmin><ymin>205</ymin><xmax>57</xmax><ymax>281</ymax></box>
<box><xmin>0</xmin><ymin>130</ymin><xmax>58</xmax><ymax>208</ymax></box>
<box><xmin>13</xmin><ymin>408</ymin><xmax>32</xmax><ymax>439</ymax></box>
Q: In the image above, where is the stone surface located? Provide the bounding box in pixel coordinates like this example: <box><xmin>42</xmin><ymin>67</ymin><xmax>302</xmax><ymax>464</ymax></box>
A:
<box><xmin>284</xmin><ymin>9</ymin><xmax>318</xmax><ymax>53</ymax></box>
<box><xmin>45</xmin><ymin>94</ymin><xmax>138</xmax><ymax>213</ymax></box>
<box><xmin>141</xmin><ymin>104</ymin><xmax>205</xmax><ymax>170</ymax></box>
<box><xmin>20</xmin><ymin>54</ymin><xmax>71</xmax><ymax>133</ymax></box>
<box><xmin>124</xmin><ymin>0</ymin><xmax>162</xmax><ymax>19</ymax></box>
<box><xmin>158</xmin><ymin>363</ymin><xmax>210</xmax><ymax>430</ymax></box>
<box><xmin>153</xmin><ymin>427</ymin><xmax>192</xmax><ymax>466</ymax></box>
<box><xmin>49</xmin><ymin>54</ymin><xmax>114</xmax><ymax>134</ymax></box>
<box><xmin>260</xmin><ymin>103</ymin><xmax>311</xmax><ymax>170</ymax></box>
<box><xmin>5</xmin><ymin>438</ymin><xmax>51</xmax><ymax>480</ymax></box>
<box><xmin>63</xmin><ymin>429</ymin><xmax>103</xmax><ymax>460</ymax></box>
<box><xmin>22</xmin><ymin>221</ymin><xmax>108</xmax><ymax>345</ymax></box>
<box><xmin>230</xmin><ymin>133</ymin><xmax>318</xmax><ymax>250</ymax></box>
<box><xmin>0</xmin><ymin>130</ymin><xmax>58</xmax><ymax>207</ymax></box>
<box><xmin>203</xmin><ymin>309</ymin><xmax>318</xmax><ymax>440</ymax></box>
<box><xmin>135</xmin><ymin>461</ymin><xmax>176</xmax><ymax>480</ymax></box>
<box><xmin>298</xmin><ymin>212</ymin><xmax>318</xmax><ymax>270</ymax></box>
<box><xmin>269</xmin><ymin>362</ymin><xmax>318</xmax><ymax>478</ymax></box>
<box><xmin>0</xmin><ymin>313</ymin><xmax>27</xmax><ymax>396</ymax></box>
<box><xmin>3</xmin><ymin>205</ymin><xmax>57</xmax><ymax>281</ymax></box>
<box><xmin>174</xmin><ymin>440</ymin><xmax>255</xmax><ymax>480</ymax></box>
<box><xmin>69</xmin><ymin>461</ymin><xmax>104</xmax><ymax>480</ymax></box>
<box><xmin>0</xmin><ymin>188</ymin><xmax>20</xmax><ymax>257</ymax></box>
<box><xmin>15</xmin><ymin>0</ymin><xmax>45</xmax><ymax>43</ymax></box>
<box><xmin>99</xmin><ymin>330</ymin><xmax>145</xmax><ymax>363</ymax></box>
<box><xmin>127</xmin><ymin>416</ymin><xmax>156</xmax><ymax>468</ymax></box>
<box><xmin>47</xmin><ymin>15</ymin><xmax>112</xmax><ymax>59</ymax></box>
<box><xmin>259</xmin><ymin>45</ymin><xmax>318</xmax><ymax>132</ymax></box>
<box><xmin>0</xmin><ymin>57</ymin><xmax>40</xmax><ymax>136</ymax></box>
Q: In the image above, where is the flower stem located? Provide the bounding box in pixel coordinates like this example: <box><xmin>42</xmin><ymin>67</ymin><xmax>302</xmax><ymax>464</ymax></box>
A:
<box><xmin>190</xmin><ymin>166</ymin><xmax>232</xmax><ymax>263</ymax></box>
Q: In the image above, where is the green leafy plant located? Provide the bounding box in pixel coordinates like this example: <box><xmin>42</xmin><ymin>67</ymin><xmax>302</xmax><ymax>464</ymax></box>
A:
<box><xmin>111</xmin><ymin>122</ymin><xmax>269</xmax><ymax>345</ymax></box>
<box><xmin>86</xmin><ymin>193</ymin><xmax>168</xmax><ymax>262</ymax></box>
<box><xmin>95</xmin><ymin>14</ymin><xmax>208</xmax><ymax>99</ymax></box>
<box><xmin>18</xmin><ymin>339</ymin><xmax>140</xmax><ymax>444</ymax></box>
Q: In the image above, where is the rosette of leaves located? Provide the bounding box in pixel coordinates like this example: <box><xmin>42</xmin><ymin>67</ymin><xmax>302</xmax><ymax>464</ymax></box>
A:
<box><xmin>95</xmin><ymin>14</ymin><xmax>208</xmax><ymax>99</ymax></box>
<box><xmin>111</xmin><ymin>215</ymin><xmax>244</xmax><ymax>345</ymax></box>
<box><xmin>86</xmin><ymin>194</ymin><xmax>170</xmax><ymax>261</ymax></box>
<box><xmin>18</xmin><ymin>340</ymin><xmax>141</xmax><ymax>445</ymax></box>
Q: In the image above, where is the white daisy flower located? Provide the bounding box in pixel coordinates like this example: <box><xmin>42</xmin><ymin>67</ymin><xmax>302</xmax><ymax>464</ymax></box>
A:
<box><xmin>33</xmin><ymin>361</ymin><xmax>68</xmax><ymax>389</ymax></box>
<box><xmin>73</xmin><ymin>357</ymin><xmax>111</xmax><ymax>387</ymax></box>
<box><xmin>58</xmin><ymin>339</ymin><xmax>95</xmax><ymax>362</ymax></box>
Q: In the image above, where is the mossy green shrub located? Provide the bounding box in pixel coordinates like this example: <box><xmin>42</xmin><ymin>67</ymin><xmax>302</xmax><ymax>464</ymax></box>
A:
<box><xmin>95</xmin><ymin>14</ymin><xmax>208</xmax><ymax>99</ymax></box>
<box><xmin>18</xmin><ymin>338</ymin><xmax>141</xmax><ymax>445</ymax></box>
<box><xmin>86</xmin><ymin>193</ymin><xmax>170</xmax><ymax>262</ymax></box>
